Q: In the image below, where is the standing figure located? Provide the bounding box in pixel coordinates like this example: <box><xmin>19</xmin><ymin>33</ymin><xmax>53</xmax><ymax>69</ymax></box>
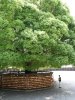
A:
<box><xmin>58</xmin><ymin>75</ymin><xmax>61</xmax><ymax>88</ymax></box>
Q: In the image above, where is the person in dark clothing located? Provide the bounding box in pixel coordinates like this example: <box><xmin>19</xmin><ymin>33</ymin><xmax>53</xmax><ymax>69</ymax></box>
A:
<box><xmin>58</xmin><ymin>75</ymin><xmax>61</xmax><ymax>88</ymax></box>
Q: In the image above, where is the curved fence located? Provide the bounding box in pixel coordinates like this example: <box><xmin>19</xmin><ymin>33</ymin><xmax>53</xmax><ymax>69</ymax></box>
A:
<box><xmin>0</xmin><ymin>72</ymin><xmax>54</xmax><ymax>90</ymax></box>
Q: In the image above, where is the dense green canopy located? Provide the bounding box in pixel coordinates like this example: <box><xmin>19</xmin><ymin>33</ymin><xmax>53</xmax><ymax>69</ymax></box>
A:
<box><xmin>0</xmin><ymin>0</ymin><xmax>75</xmax><ymax>70</ymax></box>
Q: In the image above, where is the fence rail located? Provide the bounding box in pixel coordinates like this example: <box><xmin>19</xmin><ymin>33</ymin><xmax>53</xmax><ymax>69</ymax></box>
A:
<box><xmin>0</xmin><ymin>68</ymin><xmax>75</xmax><ymax>75</ymax></box>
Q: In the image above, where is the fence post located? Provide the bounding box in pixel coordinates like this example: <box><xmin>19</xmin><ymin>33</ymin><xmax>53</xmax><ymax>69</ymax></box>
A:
<box><xmin>0</xmin><ymin>73</ymin><xmax>2</xmax><ymax>88</ymax></box>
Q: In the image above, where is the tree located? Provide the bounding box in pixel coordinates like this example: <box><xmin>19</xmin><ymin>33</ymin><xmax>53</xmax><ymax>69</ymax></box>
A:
<box><xmin>0</xmin><ymin>0</ymin><xmax>75</xmax><ymax>70</ymax></box>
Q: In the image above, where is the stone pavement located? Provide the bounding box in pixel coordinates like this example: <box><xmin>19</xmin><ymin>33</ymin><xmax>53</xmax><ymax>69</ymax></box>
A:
<box><xmin>0</xmin><ymin>71</ymin><xmax>75</xmax><ymax>100</ymax></box>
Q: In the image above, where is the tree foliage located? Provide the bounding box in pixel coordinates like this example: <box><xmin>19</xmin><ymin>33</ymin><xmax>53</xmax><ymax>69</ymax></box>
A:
<box><xmin>0</xmin><ymin>0</ymin><xmax>75</xmax><ymax>70</ymax></box>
